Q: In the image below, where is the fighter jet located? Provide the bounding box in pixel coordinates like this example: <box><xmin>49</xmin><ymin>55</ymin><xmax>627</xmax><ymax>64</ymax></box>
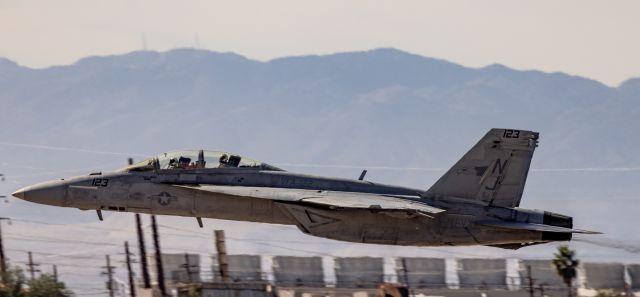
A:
<box><xmin>12</xmin><ymin>128</ymin><xmax>598</xmax><ymax>249</ymax></box>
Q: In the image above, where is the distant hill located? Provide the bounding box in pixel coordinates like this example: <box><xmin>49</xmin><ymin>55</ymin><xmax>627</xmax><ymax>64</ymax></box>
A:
<box><xmin>1</xmin><ymin>48</ymin><xmax>636</xmax><ymax>167</ymax></box>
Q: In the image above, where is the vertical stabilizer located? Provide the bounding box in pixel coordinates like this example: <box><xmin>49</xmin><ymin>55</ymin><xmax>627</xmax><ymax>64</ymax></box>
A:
<box><xmin>424</xmin><ymin>128</ymin><xmax>538</xmax><ymax>207</ymax></box>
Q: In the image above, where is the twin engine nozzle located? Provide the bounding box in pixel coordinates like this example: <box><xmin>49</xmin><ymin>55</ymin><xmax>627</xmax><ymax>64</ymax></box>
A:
<box><xmin>487</xmin><ymin>207</ymin><xmax>573</xmax><ymax>228</ymax></box>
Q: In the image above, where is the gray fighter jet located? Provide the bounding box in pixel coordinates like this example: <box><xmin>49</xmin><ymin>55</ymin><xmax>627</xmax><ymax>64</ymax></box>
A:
<box><xmin>12</xmin><ymin>128</ymin><xmax>598</xmax><ymax>249</ymax></box>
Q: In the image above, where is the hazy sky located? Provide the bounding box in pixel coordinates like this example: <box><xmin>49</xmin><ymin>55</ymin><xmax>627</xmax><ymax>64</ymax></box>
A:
<box><xmin>1</xmin><ymin>0</ymin><xmax>638</xmax><ymax>86</ymax></box>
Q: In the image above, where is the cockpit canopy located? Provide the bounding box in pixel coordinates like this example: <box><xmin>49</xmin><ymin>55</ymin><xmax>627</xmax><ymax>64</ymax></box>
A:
<box><xmin>124</xmin><ymin>150</ymin><xmax>283</xmax><ymax>172</ymax></box>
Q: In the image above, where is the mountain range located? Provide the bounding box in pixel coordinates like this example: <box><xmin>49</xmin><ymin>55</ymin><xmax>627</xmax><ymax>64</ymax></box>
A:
<box><xmin>0</xmin><ymin>48</ymin><xmax>638</xmax><ymax>292</ymax></box>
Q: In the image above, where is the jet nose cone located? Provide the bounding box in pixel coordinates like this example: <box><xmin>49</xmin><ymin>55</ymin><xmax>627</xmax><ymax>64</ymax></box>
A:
<box><xmin>12</xmin><ymin>188</ymin><xmax>26</xmax><ymax>199</ymax></box>
<box><xmin>12</xmin><ymin>181</ymin><xmax>67</xmax><ymax>206</ymax></box>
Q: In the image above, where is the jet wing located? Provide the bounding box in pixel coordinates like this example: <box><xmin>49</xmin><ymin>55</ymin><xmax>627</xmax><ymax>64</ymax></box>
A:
<box><xmin>476</xmin><ymin>220</ymin><xmax>601</xmax><ymax>234</ymax></box>
<box><xmin>174</xmin><ymin>185</ymin><xmax>444</xmax><ymax>216</ymax></box>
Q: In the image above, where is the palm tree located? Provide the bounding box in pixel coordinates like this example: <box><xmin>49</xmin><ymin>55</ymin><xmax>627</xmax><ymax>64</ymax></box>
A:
<box><xmin>553</xmin><ymin>245</ymin><xmax>579</xmax><ymax>297</ymax></box>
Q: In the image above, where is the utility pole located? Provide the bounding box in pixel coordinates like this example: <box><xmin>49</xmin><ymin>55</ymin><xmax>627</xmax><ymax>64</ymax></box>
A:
<box><xmin>214</xmin><ymin>230</ymin><xmax>229</xmax><ymax>282</ymax></box>
<box><xmin>401</xmin><ymin>258</ymin><xmax>413</xmax><ymax>297</ymax></box>
<box><xmin>136</xmin><ymin>214</ymin><xmax>151</xmax><ymax>288</ymax></box>
<box><xmin>130</xmin><ymin>157</ymin><xmax>151</xmax><ymax>289</ymax></box>
<box><xmin>53</xmin><ymin>265</ymin><xmax>58</xmax><ymax>282</ymax></box>
<box><xmin>151</xmin><ymin>215</ymin><xmax>167</xmax><ymax>297</ymax></box>
<box><xmin>526</xmin><ymin>265</ymin><xmax>534</xmax><ymax>297</ymax></box>
<box><xmin>0</xmin><ymin>217</ymin><xmax>9</xmax><ymax>283</ymax></box>
<box><xmin>26</xmin><ymin>251</ymin><xmax>40</xmax><ymax>282</ymax></box>
<box><xmin>538</xmin><ymin>284</ymin><xmax>546</xmax><ymax>297</ymax></box>
<box><xmin>181</xmin><ymin>253</ymin><xmax>198</xmax><ymax>283</ymax></box>
<box><xmin>125</xmin><ymin>241</ymin><xmax>136</xmax><ymax>297</ymax></box>
<box><xmin>182</xmin><ymin>253</ymin><xmax>191</xmax><ymax>283</ymax></box>
<box><xmin>102</xmin><ymin>255</ymin><xmax>115</xmax><ymax>297</ymax></box>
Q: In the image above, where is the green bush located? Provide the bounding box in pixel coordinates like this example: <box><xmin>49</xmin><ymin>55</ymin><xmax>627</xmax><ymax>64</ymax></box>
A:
<box><xmin>0</xmin><ymin>266</ymin><xmax>72</xmax><ymax>297</ymax></box>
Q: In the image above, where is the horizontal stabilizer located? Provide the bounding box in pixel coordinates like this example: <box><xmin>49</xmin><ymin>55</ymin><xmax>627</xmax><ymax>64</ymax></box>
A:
<box><xmin>476</xmin><ymin>220</ymin><xmax>601</xmax><ymax>234</ymax></box>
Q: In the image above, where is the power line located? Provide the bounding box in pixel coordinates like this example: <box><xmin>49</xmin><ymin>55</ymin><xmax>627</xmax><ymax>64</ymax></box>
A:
<box><xmin>6</xmin><ymin>166</ymin><xmax>124</xmax><ymax>179</ymax></box>
<box><xmin>5</xmin><ymin>248</ymin><xmax>99</xmax><ymax>259</ymax></box>
<box><xmin>5</xmin><ymin>234</ymin><xmax>126</xmax><ymax>247</ymax></box>
<box><xmin>573</xmin><ymin>238</ymin><xmax>640</xmax><ymax>254</ymax></box>
<box><xmin>2</xmin><ymin>141</ymin><xmax>640</xmax><ymax>173</ymax></box>
<box><xmin>4</xmin><ymin>233</ymin><xmax>211</xmax><ymax>257</ymax></box>
<box><xmin>5</xmin><ymin>224</ymin><xmax>498</xmax><ymax>259</ymax></box>
<box><xmin>12</xmin><ymin>260</ymin><xmax>104</xmax><ymax>269</ymax></box>
<box><xmin>11</xmin><ymin>215</ymin><xmax>636</xmax><ymax>259</ymax></box>
<box><xmin>10</xmin><ymin>212</ymin><xmax>619</xmax><ymax>262</ymax></box>
<box><xmin>8</xmin><ymin>218</ymin><xmax>502</xmax><ymax>257</ymax></box>
<box><xmin>0</xmin><ymin>141</ymin><xmax>148</xmax><ymax>157</ymax></box>
<box><xmin>9</xmin><ymin>218</ymin><xmax>135</xmax><ymax>233</ymax></box>
<box><xmin>156</xmin><ymin>224</ymin><xmax>494</xmax><ymax>258</ymax></box>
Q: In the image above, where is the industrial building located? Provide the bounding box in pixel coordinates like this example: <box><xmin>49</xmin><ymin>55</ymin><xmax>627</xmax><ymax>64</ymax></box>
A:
<box><xmin>147</xmin><ymin>253</ymin><xmax>639</xmax><ymax>297</ymax></box>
